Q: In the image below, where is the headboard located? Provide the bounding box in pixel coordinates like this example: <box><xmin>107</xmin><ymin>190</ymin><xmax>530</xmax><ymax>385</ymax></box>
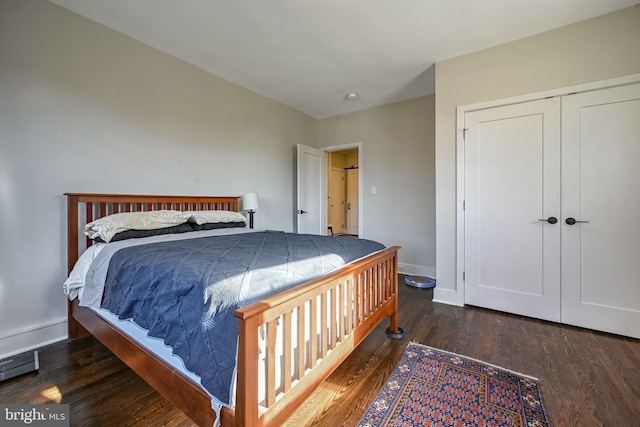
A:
<box><xmin>65</xmin><ymin>193</ymin><xmax>241</xmax><ymax>274</ymax></box>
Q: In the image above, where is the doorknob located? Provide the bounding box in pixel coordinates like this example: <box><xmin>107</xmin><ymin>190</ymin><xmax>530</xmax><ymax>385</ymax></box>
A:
<box><xmin>297</xmin><ymin>209</ymin><xmax>308</xmax><ymax>214</ymax></box>
<box><xmin>347</xmin><ymin>202</ymin><xmax>351</xmax><ymax>210</ymax></box>
<box><xmin>565</xmin><ymin>217</ymin><xmax>589</xmax><ymax>225</ymax></box>
<box><xmin>537</xmin><ymin>217</ymin><xmax>558</xmax><ymax>224</ymax></box>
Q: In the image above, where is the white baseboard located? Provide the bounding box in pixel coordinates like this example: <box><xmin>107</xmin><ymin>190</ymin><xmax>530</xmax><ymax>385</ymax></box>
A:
<box><xmin>398</xmin><ymin>263</ymin><xmax>436</xmax><ymax>279</ymax></box>
<box><xmin>398</xmin><ymin>264</ymin><xmax>462</xmax><ymax>306</ymax></box>
<box><xmin>0</xmin><ymin>318</ymin><xmax>67</xmax><ymax>359</ymax></box>
<box><xmin>433</xmin><ymin>287</ymin><xmax>462</xmax><ymax>306</ymax></box>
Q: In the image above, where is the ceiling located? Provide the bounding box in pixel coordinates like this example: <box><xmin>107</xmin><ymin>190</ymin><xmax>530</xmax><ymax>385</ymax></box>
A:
<box><xmin>49</xmin><ymin>0</ymin><xmax>635</xmax><ymax>119</ymax></box>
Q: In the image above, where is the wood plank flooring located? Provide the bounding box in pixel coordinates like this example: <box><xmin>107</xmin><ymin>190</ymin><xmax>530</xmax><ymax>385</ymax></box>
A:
<box><xmin>1</xmin><ymin>277</ymin><xmax>639</xmax><ymax>426</ymax></box>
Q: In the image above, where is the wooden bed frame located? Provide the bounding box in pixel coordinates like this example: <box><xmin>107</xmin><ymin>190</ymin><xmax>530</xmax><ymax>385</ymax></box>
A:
<box><xmin>65</xmin><ymin>193</ymin><xmax>403</xmax><ymax>427</ymax></box>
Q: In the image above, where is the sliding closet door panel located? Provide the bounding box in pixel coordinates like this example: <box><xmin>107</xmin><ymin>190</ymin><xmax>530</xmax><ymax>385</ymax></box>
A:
<box><xmin>562</xmin><ymin>83</ymin><xmax>640</xmax><ymax>338</ymax></box>
<box><xmin>464</xmin><ymin>98</ymin><xmax>561</xmax><ymax>321</ymax></box>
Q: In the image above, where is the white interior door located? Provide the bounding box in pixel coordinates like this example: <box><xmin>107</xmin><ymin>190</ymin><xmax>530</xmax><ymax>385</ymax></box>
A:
<box><xmin>296</xmin><ymin>144</ymin><xmax>325</xmax><ymax>235</ymax></box>
<box><xmin>561</xmin><ymin>83</ymin><xmax>640</xmax><ymax>339</ymax></box>
<box><xmin>464</xmin><ymin>98</ymin><xmax>561</xmax><ymax>322</ymax></box>
<box><xmin>346</xmin><ymin>169</ymin><xmax>359</xmax><ymax>235</ymax></box>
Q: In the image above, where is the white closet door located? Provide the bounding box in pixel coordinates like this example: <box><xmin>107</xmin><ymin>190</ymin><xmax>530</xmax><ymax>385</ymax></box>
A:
<box><xmin>464</xmin><ymin>98</ymin><xmax>561</xmax><ymax>321</ymax></box>
<box><xmin>561</xmin><ymin>83</ymin><xmax>640</xmax><ymax>338</ymax></box>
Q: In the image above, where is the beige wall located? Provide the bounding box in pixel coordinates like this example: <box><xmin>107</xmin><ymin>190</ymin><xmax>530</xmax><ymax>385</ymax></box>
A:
<box><xmin>0</xmin><ymin>0</ymin><xmax>315</xmax><ymax>357</ymax></box>
<box><xmin>317</xmin><ymin>95</ymin><xmax>436</xmax><ymax>276</ymax></box>
<box><xmin>434</xmin><ymin>6</ymin><xmax>640</xmax><ymax>303</ymax></box>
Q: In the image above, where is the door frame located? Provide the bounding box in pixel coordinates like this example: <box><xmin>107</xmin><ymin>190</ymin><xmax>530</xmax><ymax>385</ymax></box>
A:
<box><xmin>320</xmin><ymin>142</ymin><xmax>364</xmax><ymax>237</ymax></box>
<box><xmin>453</xmin><ymin>73</ymin><xmax>640</xmax><ymax>307</ymax></box>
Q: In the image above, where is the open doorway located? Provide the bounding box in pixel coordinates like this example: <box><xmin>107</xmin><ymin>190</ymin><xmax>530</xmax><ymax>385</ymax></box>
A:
<box><xmin>296</xmin><ymin>142</ymin><xmax>363</xmax><ymax>237</ymax></box>
<box><xmin>327</xmin><ymin>148</ymin><xmax>359</xmax><ymax>237</ymax></box>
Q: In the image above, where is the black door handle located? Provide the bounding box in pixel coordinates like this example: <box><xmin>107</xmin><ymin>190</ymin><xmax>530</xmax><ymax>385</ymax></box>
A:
<box><xmin>537</xmin><ymin>217</ymin><xmax>558</xmax><ymax>224</ymax></box>
<box><xmin>298</xmin><ymin>209</ymin><xmax>308</xmax><ymax>214</ymax></box>
<box><xmin>565</xmin><ymin>217</ymin><xmax>589</xmax><ymax>225</ymax></box>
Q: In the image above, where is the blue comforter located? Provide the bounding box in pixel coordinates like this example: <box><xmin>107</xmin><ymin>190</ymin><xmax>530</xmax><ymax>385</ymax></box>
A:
<box><xmin>100</xmin><ymin>231</ymin><xmax>385</xmax><ymax>406</ymax></box>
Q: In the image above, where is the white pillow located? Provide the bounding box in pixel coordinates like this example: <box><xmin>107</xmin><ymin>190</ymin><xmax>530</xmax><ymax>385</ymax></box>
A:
<box><xmin>84</xmin><ymin>210</ymin><xmax>188</xmax><ymax>243</ymax></box>
<box><xmin>183</xmin><ymin>210</ymin><xmax>246</xmax><ymax>225</ymax></box>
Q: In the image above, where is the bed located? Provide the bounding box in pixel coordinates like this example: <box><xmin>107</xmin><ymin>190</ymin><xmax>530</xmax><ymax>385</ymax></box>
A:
<box><xmin>65</xmin><ymin>193</ymin><xmax>403</xmax><ymax>427</ymax></box>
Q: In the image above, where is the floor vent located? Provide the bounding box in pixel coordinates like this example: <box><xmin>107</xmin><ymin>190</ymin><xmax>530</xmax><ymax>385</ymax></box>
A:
<box><xmin>0</xmin><ymin>350</ymin><xmax>39</xmax><ymax>382</ymax></box>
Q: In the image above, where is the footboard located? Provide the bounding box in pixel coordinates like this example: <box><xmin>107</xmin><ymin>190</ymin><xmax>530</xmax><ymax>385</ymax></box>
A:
<box><xmin>233</xmin><ymin>246</ymin><xmax>401</xmax><ymax>427</ymax></box>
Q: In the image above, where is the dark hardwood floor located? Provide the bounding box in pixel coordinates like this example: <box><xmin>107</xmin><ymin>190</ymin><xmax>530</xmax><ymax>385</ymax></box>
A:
<box><xmin>1</xmin><ymin>277</ymin><xmax>639</xmax><ymax>426</ymax></box>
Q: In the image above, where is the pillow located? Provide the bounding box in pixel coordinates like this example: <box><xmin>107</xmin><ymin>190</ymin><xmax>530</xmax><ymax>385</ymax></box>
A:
<box><xmin>84</xmin><ymin>210</ymin><xmax>188</xmax><ymax>243</ymax></box>
<box><xmin>183</xmin><ymin>210</ymin><xmax>246</xmax><ymax>225</ymax></box>
<box><xmin>93</xmin><ymin>223</ymin><xmax>194</xmax><ymax>243</ymax></box>
<box><xmin>189</xmin><ymin>221</ymin><xmax>247</xmax><ymax>231</ymax></box>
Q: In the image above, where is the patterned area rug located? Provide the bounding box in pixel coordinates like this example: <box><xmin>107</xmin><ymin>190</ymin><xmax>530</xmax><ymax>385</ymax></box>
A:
<box><xmin>358</xmin><ymin>342</ymin><xmax>551</xmax><ymax>427</ymax></box>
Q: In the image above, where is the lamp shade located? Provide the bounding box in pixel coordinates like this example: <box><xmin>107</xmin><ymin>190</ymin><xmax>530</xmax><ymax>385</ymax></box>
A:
<box><xmin>242</xmin><ymin>192</ymin><xmax>260</xmax><ymax>211</ymax></box>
